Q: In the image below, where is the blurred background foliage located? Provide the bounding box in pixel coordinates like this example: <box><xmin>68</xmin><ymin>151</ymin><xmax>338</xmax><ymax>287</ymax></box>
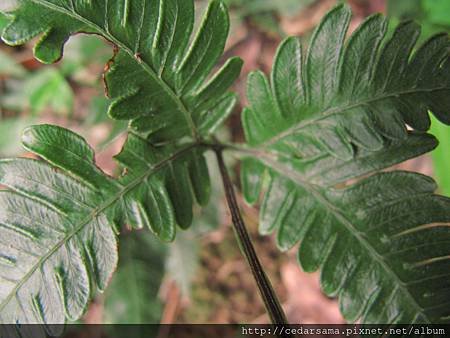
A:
<box><xmin>0</xmin><ymin>0</ymin><xmax>449</xmax><ymax>325</ymax></box>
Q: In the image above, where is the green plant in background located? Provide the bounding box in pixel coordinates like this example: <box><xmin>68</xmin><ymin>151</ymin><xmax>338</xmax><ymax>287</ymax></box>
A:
<box><xmin>9</xmin><ymin>68</ymin><xmax>73</xmax><ymax>115</ymax></box>
<box><xmin>103</xmin><ymin>230</ymin><xmax>166</xmax><ymax>324</ymax></box>
<box><xmin>0</xmin><ymin>12</ymin><xmax>8</xmax><ymax>31</ymax></box>
<box><xmin>0</xmin><ymin>13</ymin><xmax>113</xmax><ymax>158</ymax></box>
<box><xmin>0</xmin><ymin>35</ymin><xmax>109</xmax><ymax>117</ymax></box>
<box><xmin>222</xmin><ymin>0</ymin><xmax>316</xmax><ymax>36</ymax></box>
<box><xmin>225</xmin><ymin>0</ymin><xmax>315</xmax><ymax>16</ymax></box>
<box><xmin>1</xmin><ymin>1</ymin><xmax>450</xmax><ymax>333</ymax></box>
<box><xmin>388</xmin><ymin>0</ymin><xmax>450</xmax><ymax>36</ymax></box>
<box><xmin>431</xmin><ymin>119</ymin><xmax>450</xmax><ymax>196</ymax></box>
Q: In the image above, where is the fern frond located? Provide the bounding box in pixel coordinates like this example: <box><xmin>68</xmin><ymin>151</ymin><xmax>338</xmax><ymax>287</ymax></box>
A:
<box><xmin>0</xmin><ymin>124</ymin><xmax>208</xmax><ymax>326</ymax></box>
<box><xmin>2</xmin><ymin>0</ymin><xmax>450</xmax><ymax>327</ymax></box>
<box><xmin>1</xmin><ymin>0</ymin><xmax>242</xmax><ymax>141</ymax></box>
<box><xmin>242</xmin><ymin>5</ymin><xmax>450</xmax><ymax>324</ymax></box>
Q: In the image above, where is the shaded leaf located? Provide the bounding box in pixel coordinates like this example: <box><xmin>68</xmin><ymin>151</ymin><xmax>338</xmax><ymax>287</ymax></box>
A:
<box><xmin>242</xmin><ymin>5</ymin><xmax>450</xmax><ymax>324</ymax></box>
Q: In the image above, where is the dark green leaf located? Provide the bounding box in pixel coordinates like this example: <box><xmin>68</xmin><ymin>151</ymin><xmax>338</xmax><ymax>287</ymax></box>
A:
<box><xmin>242</xmin><ymin>4</ymin><xmax>450</xmax><ymax>324</ymax></box>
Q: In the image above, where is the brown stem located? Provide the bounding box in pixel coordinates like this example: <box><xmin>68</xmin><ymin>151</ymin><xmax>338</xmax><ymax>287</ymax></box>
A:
<box><xmin>215</xmin><ymin>149</ymin><xmax>290</xmax><ymax>331</ymax></box>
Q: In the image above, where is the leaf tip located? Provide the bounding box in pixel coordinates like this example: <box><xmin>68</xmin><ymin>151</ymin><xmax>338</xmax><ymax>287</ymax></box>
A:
<box><xmin>33</xmin><ymin>29</ymin><xmax>66</xmax><ymax>64</ymax></box>
<box><xmin>21</xmin><ymin>125</ymin><xmax>38</xmax><ymax>149</ymax></box>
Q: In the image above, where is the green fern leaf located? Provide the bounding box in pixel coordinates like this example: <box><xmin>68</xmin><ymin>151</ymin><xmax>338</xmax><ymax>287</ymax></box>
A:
<box><xmin>242</xmin><ymin>5</ymin><xmax>450</xmax><ymax>324</ymax></box>
<box><xmin>0</xmin><ymin>124</ymin><xmax>209</xmax><ymax>326</ymax></box>
<box><xmin>1</xmin><ymin>0</ymin><xmax>242</xmax><ymax>141</ymax></box>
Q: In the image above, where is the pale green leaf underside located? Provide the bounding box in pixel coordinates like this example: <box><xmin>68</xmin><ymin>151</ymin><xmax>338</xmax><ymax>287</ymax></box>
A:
<box><xmin>0</xmin><ymin>124</ymin><xmax>210</xmax><ymax>326</ymax></box>
<box><xmin>242</xmin><ymin>5</ymin><xmax>450</xmax><ymax>324</ymax></box>
<box><xmin>1</xmin><ymin>0</ymin><xmax>242</xmax><ymax>141</ymax></box>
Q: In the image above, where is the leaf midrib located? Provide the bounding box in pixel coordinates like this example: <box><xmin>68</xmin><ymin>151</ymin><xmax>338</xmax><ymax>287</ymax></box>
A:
<box><xmin>254</xmin><ymin>153</ymin><xmax>430</xmax><ymax>323</ymax></box>
<box><xmin>0</xmin><ymin>142</ymin><xmax>199</xmax><ymax>313</ymax></box>
<box><xmin>30</xmin><ymin>0</ymin><xmax>199</xmax><ymax>140</ymax></box>
<box><xmin>262</xmin><ymin>86</ymin><xmax>450</xmax><ymax>148</ymax></box>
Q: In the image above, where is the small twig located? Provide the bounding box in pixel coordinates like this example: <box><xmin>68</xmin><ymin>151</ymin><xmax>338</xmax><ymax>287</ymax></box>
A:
<box><xmin>157</xmin><ymin>280</ymin><xmax>181</xmax><ymax>338</ymax></box>
<box><xmin>215</xmin><ymin>149</ymin><xmax>290</xmax><ymax>333</ymax></box>
<box><xmin>160</xmin><ymin>280</ymin><xmax>181</xmax><ymax>325</ymax></box>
